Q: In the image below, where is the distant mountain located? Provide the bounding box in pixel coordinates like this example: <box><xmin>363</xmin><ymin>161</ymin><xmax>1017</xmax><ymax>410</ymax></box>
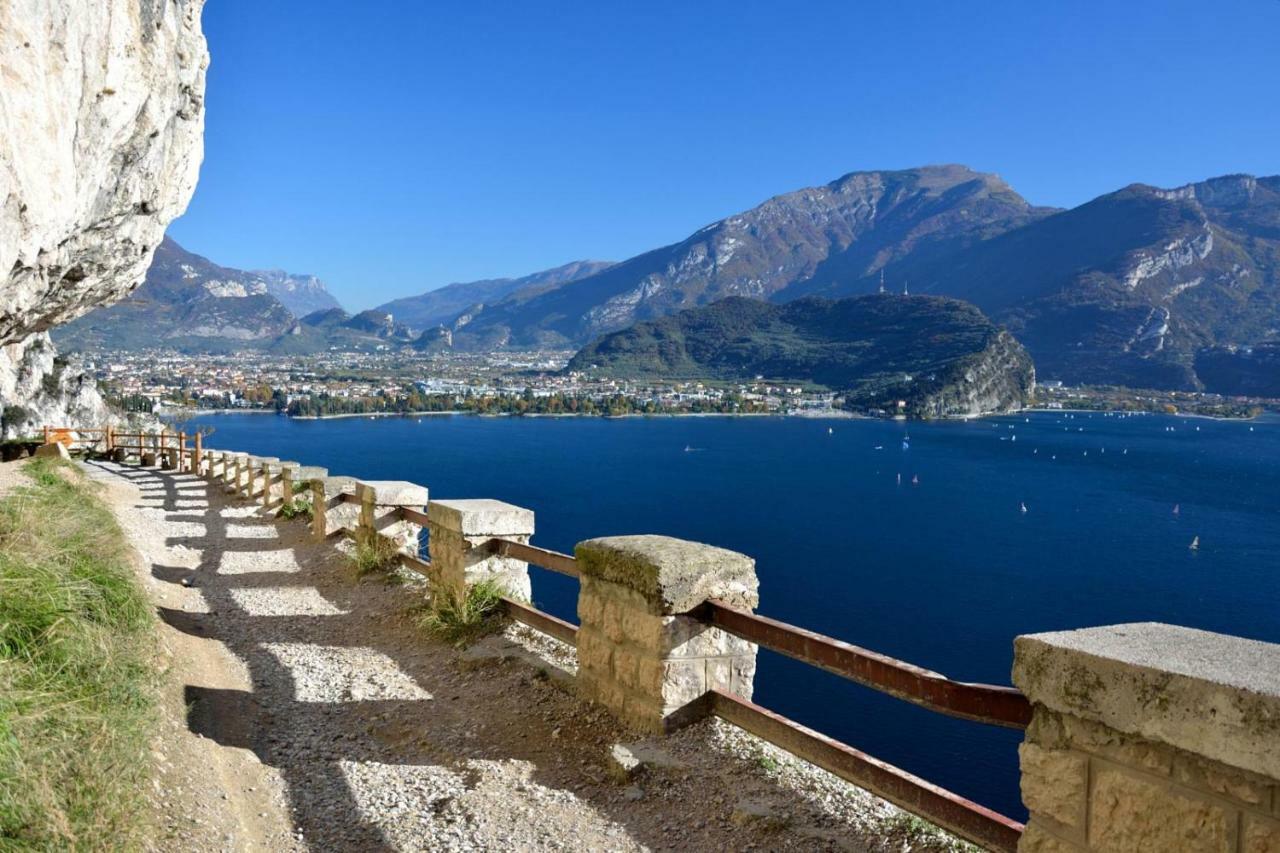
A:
<box><xmin>54</xmin><ymin>237</ymin><xmax>299</xmax><ymax>350</ymax></box>
<box><xmin>266</xmin><ymin>308</ymin><xmax>416</xmax><ymax>354</ymax></box>
<box><xmin>568</xmin><ymin>295</ymin><xmax>1035</xmax><ymax>417</ymax></box>
<box><xmin>54</xmin><ymin>238</ymin><xmax>396</xmax><ymax>354</ymax></box>
<box><xmin>374</xmin><ymin>260</ymin><xmax>615</xmax><ymax>330</ymax></box>
<box><xmin>252</xmin><ymin>268</ymin><xmax>342</xmax><ymax>318</ymax></box>
<box><xmin>452</xmin><ymin>165</ymin><xmax>1053</xmax><ymax>349</ymax></box>
<box><xmin>811</xmin><ymin>174</ymin><xmax>1280</xmax><ymax>390</ymax></box>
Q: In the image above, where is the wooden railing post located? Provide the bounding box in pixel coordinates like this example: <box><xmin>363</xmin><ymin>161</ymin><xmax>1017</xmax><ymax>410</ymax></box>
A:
<box><xmin>193</xmin><ymin>433</ymin><xmax>202</xmax><ymax>473</ymax></box>
<box><xmin>574</xmin><ymin>535</ymin><xmax>759</xmax><ymax>734</ymax></box>
<box><xmin>42</xmin><ymin>425</ymin><xmax>49</xmax><ymax>445</ymax></box>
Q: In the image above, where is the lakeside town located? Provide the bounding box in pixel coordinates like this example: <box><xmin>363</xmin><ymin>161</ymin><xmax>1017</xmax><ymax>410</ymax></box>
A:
<box><xmin>85</xmin><ymin>347</ymin><xmax>1274</xmax><ymax>421</ymax></box>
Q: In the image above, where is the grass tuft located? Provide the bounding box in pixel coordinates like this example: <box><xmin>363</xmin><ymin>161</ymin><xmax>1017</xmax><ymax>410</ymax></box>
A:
<box><xmin>418</xmin><ymin>579</ymin><xmax>509</xmax><ymax>646</ymax></box>
<box><xmin>0</xmin><ymin>457</ymin><xmax>158</xmax><ymax>849</ymax></box>
<box><xmin>350</xmin><ymin>530</ymin><xmax>402</xmax><ymax>577</ymax></box>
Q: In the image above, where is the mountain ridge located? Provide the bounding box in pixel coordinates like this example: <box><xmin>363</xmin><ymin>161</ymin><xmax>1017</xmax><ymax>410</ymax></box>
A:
<box><xmin>449</xmin><ymin>165</ymin><xmax>1054</xmax><ymax>348</ymax></box>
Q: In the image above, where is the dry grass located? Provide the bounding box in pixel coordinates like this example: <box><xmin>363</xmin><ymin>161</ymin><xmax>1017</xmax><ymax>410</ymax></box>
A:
<box><xmin>0</xmin><ymin>458</ymin><xmax>158</xmax><ymax>849</ymax></box>
<box><xmin>418</xmin><ymin>579</ymin><xmax>509</xmax><ymax>647</ymax></box>
<box><xmin>350</xmin><ymin>530</ymin><xmax>402</xmax><ymax>577</ymax></box>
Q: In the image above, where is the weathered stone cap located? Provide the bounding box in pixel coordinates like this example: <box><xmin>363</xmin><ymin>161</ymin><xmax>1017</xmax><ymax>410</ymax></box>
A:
<box><xmin>428</xmin><ymin>498</ymin><xmax>534</xmax><ymax>536</ymax></box>
<box><xmin>575</xmin><ymin>534</ymin><xmax>758</xmax><ymax>615</ymax></box>
<box><xmin>293</xmin><ymin>465</ymin><xmax>328</xmax><ymax>480</ymax></box>
<box><xmin>355</xmin><ymin>480</ymin><xmax>428</xmax><ymax>507</ymax></box>
<box><xmin>1013</xmin><ymin>622</ymin><xmax>1280</xmax><ymax>779</ymax></box>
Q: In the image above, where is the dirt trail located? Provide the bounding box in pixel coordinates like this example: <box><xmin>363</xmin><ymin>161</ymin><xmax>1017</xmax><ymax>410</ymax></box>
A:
<box><xmin>82</xmin><ymin>460</ymin><xmax>966</xmax><ymax>852</ymax></box>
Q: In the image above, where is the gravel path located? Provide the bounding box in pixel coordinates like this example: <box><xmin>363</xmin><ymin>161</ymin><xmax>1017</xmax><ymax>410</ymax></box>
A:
<box><xmin>84</xmin><ymin>460</ymin><xmax>973</xmax><ymax>852</ymax></box>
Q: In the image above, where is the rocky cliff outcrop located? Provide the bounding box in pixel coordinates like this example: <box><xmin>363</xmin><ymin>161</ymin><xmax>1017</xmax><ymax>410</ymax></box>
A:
<box><xmin>0</xmin><ymin>0</ymin><xmax>207</xmax><ymax>435</ymax></box>
<box><xmin>569</xmin><ymin>295</ymin><xmax>1035</xmax><ymax>418</ymax></box>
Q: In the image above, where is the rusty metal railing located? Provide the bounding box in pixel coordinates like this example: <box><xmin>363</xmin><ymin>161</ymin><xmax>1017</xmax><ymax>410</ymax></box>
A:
<box><xmin>206</xmin><ymin>461</ymin><xmax>1030</xmax><ymax>850</ymax></box>
<box><xmin>695</xmin><ymin>600</ymin><xmax>1031</xmax><ymax>729</ymax></box>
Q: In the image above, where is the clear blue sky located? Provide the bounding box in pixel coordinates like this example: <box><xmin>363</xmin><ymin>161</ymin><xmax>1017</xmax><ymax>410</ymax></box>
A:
<box><xmin>167</xmin><ymin>0</ymin><xmax>1280</xmax><ymax>310</ymax></box>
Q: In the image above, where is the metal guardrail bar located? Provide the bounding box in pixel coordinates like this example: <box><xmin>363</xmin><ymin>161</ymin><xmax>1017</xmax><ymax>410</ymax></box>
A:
<box><xmin>399</xmin><ymin>506</ymin><xmax>430</xmax><ymax>526</ymax></box>
<box><xmin>500</xmin><ymin>597</ymin><xmax>579</xmax><ymax>645</ymax></box>
<box><xmin>710</xmin><ymin>690</ymin><xmax>1022</xmax><ymax>852</ymax></box>
<box><xmin>484</xmin><ymin>538</ymin><xmax>579</xmax><ymax>577</ymax></box>
<box><xmin>698</xmin><ymin>601</ymin><xmax>1031</xmax><ymax>729</ymax></box>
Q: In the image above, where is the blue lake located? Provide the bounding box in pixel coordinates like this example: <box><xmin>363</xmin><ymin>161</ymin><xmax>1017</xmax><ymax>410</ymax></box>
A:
<box><xmin>185</xmin><ymin>410</ymin><xmax>1280</xmax><ymax>820</ymax></box>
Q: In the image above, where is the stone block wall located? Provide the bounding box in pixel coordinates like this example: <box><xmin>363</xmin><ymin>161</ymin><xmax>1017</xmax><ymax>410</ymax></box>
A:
<box><xmin>1013</xmin><ymin>623</ymin><xmax>1280</xmax><ymax>852</ymax></box>
<box><xmin>575</xmin><ymin>535</ymin><xmax>759</xmax><ymax>734</ymax></box>
<box><xmin>427</xmin><ymin>498</ymin><xmax>533</xmax><ymax>601</ymax></box>
<box><xmin>355</xmin><ymin>480</ymin><xmax>428</xmax><ymax>555</ymax></box>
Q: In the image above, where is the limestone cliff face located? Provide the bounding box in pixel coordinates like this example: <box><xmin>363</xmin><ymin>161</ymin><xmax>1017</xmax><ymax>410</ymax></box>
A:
<box><xmin>0</xmin><ymin>333</ymin><xmax>112</xmax><ymax>437</ymax></box>
<box><xmin>0</xmin><ymin>0</ymin><xmax>207</xmax><ymax>435</ymax></box>
<box><xmin>911</xmin><ymin>330</ymin><xmax>1036</xmax><ymax>419</ymax></box>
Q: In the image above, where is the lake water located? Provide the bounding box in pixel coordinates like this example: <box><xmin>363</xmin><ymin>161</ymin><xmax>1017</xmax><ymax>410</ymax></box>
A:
<box><xmin>185</xmin><ymin>409</ymin><xmax>1280</xmax><ymax>820</ymax></box>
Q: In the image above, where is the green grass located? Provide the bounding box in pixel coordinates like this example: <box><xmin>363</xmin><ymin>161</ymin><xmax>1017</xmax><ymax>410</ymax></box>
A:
<box><xmin>277</xmin><ymin>497</ymin><xmax>313</xmax><ymax>522</ymax></box>
<box><xmin>0</xmin><ymin>457</ymin><xmax>158</xmax><ymax>850</ymax></box>
<box><xmin>418</xmin><ymin>579</ymin><xmax>508</xmax><ymax>646</ymax></box>
<box><xmin>350</xmin><ymin>530</ymin><xmax>402</xmax><ymax>577</ymax></box>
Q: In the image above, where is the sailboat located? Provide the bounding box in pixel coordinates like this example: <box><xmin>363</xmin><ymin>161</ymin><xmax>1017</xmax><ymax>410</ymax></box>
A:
<box><xmin>1189</xmin><ymin>536</ymin><xmax>1200</xmax><ymax>551</ymax></box>
<box><xmin>828</xmin><ymin>427</ymin><xmax>834</xmax><ymax>435</ymax></box>
<box><xmin>1020</xmin><ymin>502</ymin><xmax>1028</xmax><ymax>514</ymax></box>
<box><xmin>1173</xmin><ymin>504</ymin><xmax>1180</xmax><ymax>516</ymax></box>
<box><xmin>911</xmin><ymin>474</ymin><xmax>919</xmax><ymax>485</ymax></box>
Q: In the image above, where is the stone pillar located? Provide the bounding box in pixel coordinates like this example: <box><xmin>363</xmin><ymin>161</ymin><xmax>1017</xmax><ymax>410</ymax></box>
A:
<box><xmin>283</xmin><ymin>465</ymin><xmax>326</xmax><ymax>507</ymax></box>
<box><xmin>222</xmin><ymin>452</ymin><xmax>245</xmax><ymax>491</ymax></box>
<box><xmin>245</xmin><ymin>456</ymin><xmax>277</xmax><ymax>500</ymax></box>
<box><xmin>218</xmin><ymin>448</ymin><xmax>239</xmax><ymax>481</ymax></box>
<box><xmin>427</xmin><ymin>499</ymin><xmax>535</xmax><ymax>601</ymax></box>
<box><xmin>226</xmin><ymin>454</ymin><xmax>248</xmax><ymax>495</ymax></box>
<box><xmin>309</xmin><ymin>476</ymin><xmax>358</xmax><ymax>539</ymax></box>
<box><xmin>140</xmin><ymin>450</ymin><xmax>158</xmax><ymax>467</ymax></box>
<box><xmin>574</xmin><ymin>535</ymin><xmax>759</xmax><ymax>735</ymax></box>
<box><xmin>355</xmin><ymin>480</ymin><xmax>429</xmax><ymax>555</ymax></box>
<box><xmin>1012</xmin><ymin>623</ymin><xmax>1280</xmax><ymax>852</ymax></box>
<box><xmin>261</xmin><ymin>459</ymin><xmax>290</xmax><ymax>508</ymax></box>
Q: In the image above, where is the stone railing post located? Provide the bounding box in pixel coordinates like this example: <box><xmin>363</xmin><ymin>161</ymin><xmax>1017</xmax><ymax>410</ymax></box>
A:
<box><xmin>261</xmin><ymin>459</ymin><xmax>290</xmax><ymax>508</ymax></box>
<box><xmin>282</xmin><ymin>465</ymin><xmax>326</xmax><ymax>508</ymax></box>
<box><xmin>1012</xmin><ymin>623</ymin><xmax>1280</xmax><ymax>852</ymax></box>
<box><xmin>573</xmin><ymin>535</ymin><xmax>759</xmax><ymax>734</ymax></box>
<box><xmin>354</xmin><ymin>481</ymin><xmax>429</xmax><ymax>555</ymax></box>
<box><xmin>309</xmin><ymin>476</ymin><xmax>358</xmax><ymax>539</ymax></box>
<box><xmin>222</xmin><ymin>452</ymin><xmax>245</xmax><ymax>491</ymax></box>
<box><xmin>427</xmin><ymin>499</ymin><xmax>535</xmax><ymax>601</ymax></box>
<box><xmin>227</xmin><ymin>454</ymin><xmax>249</xmax><ymax>495</ymax></box>
<box><xmin>280</xmin><ymin>462</ymin><xmax>298</xmax><ymax>504</ymax></box>
<box><xmin>245</xmin><ymin>456</ymin><xmax>277</xmax><ymax>500</ymax></box>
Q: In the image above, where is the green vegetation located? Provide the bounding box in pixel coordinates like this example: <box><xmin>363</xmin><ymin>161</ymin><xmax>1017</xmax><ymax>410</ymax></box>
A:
<box><xmin>569</xmin><ymin>295</ymin><xmax>1035</xmax><ymax>415</ymax></box>
<box><xmin>418</xmin><ymin>579</ymin><xmax>509</xmax><ymax>647</ymax></box>
<box><xmin>284</xmin><ymin>389</ymin><xmax>764</xmax><ymax>418</ymax></box>
<box><xmin>0</xmin><ymin>458</ymin><xmax>158</xmax><ymax>849</ymax></box>
<box><xmin>277</xmin><ymin>497</ymin><xmax>313</xmax><ymax>521</ymax></box>
<box><xmin>350</xmin><ymin>531</ymin><xmax>403</xmax><ymax>577</ymax></box>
